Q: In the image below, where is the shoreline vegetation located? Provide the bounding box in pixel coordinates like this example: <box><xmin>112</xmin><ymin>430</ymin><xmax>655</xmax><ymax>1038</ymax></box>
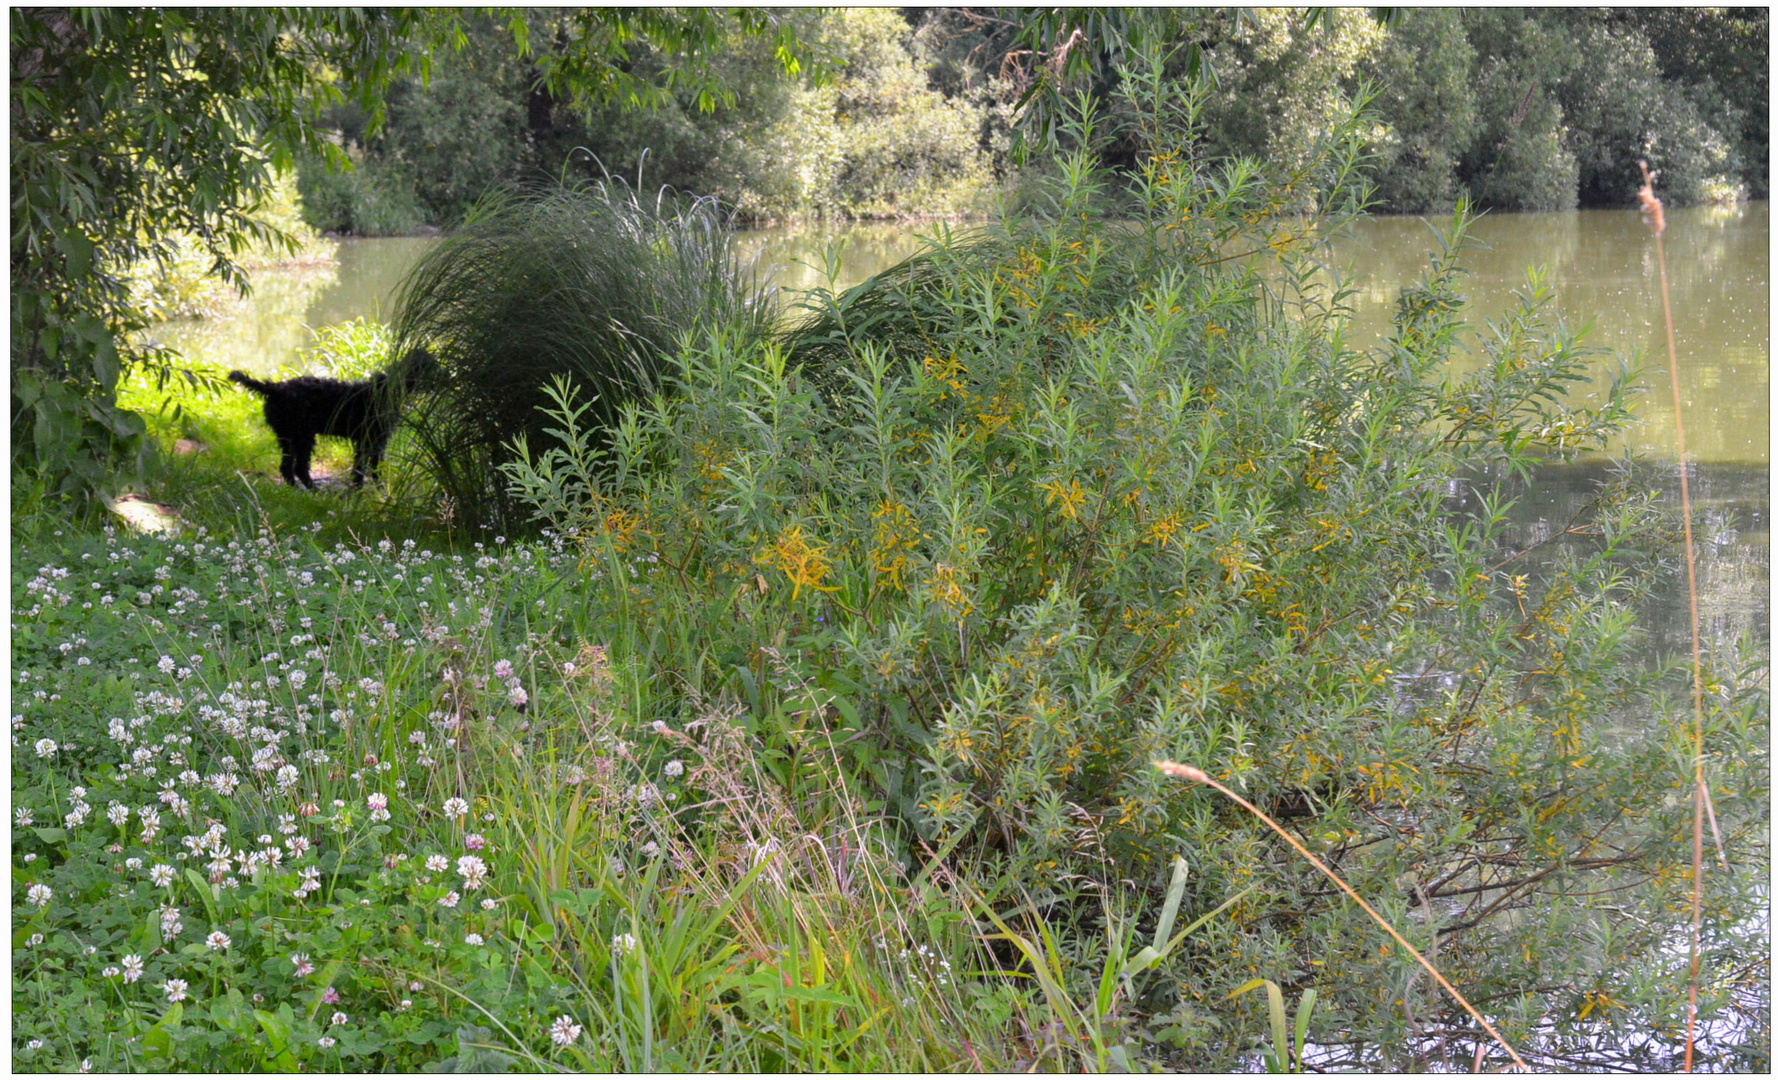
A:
<box><xmin>297</xmin><ymin>9</ymin><xmax>1764</xmax><ymax>238</ymax></box>
<box><xmin>12</xmin><ymin>8</ymin><xmax>1768</xmax><ymax>1074</ymax></box>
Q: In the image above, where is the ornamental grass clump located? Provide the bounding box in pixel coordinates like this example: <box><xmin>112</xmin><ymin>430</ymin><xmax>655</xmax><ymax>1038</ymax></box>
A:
<box><xmin>503</xmin><ymin>44</ymin><xmax>1766</xmax><ymax>1071</ymax></box>
<box><xmin>390</xmin><ymin>179</ymin><xmax>773</xmax><ymax>531</ymax></box>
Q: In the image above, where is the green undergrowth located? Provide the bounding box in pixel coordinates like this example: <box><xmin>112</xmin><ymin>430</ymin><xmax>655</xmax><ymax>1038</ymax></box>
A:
<box><xmin>10</xmin><ymin>522</ymin><xmax>1044</xmax><ymax>1071</ymax></box>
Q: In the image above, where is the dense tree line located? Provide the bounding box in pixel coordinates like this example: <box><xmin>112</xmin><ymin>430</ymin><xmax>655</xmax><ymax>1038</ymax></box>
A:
<box><xmin>298</xmin><ymin>9</ymin><xmax>1003</xmax><ymax>233</ymax></box>
<box><xmin>299</xmin><ymin>7</ymin><xmax>1767</xmax><ymax>233</ymax></box>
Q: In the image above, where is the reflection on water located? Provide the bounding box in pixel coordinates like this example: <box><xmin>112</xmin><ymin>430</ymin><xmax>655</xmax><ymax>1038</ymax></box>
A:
<box><xmin>148</xmin><ymin>208</ymin><xmax>1767</xmax><ymax>467</ymax></box>
<box><xmin>140</xmin><ymin>239</ymin><xmax>436</xmax><ymax>379</ymax></box>
<box><xmin>1330</xmin><ymin>203</ymin><xmax>1768</xmax><ymax>465</ymax></box>
<box><xmin>733</xmin><ymin>222</ymin><xmax>938</xmax><ymax>301</ymax></box>
<box><xmin>1473</xmin><ymin>460</ymin><xmax>1769</xmax><ymax>663</ymax></box>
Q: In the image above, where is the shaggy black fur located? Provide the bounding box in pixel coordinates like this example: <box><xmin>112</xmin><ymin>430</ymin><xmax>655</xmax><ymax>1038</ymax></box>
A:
<box><xmin>229</xmin><ymin>349</ymin><xmax>429</xmax><ymax>489</ymax></box>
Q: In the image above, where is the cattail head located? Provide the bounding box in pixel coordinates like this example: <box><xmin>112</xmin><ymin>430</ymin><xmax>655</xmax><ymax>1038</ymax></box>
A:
<box><xmin>1636</xmin><ymin>160</ymin><xmax>1665</xmax><ymax>236</ymax></box>
<box><xmin>1154</xmin><ymin>760</ymin><xmax>1211</xmax><ymax>784</ymax></box>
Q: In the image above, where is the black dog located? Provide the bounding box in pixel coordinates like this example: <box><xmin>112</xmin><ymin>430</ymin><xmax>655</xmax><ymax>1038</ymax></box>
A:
<box><xmin>229</xmin><ymin>349</ymin><xmax>430</xmax><ymax>489</ymax></box>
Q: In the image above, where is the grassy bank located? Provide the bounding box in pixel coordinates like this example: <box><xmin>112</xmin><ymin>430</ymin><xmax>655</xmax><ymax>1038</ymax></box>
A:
<box><xmin>11</xmin><ymin>505</ymin><xmax>1060</xmax><ymax>1070</ymax></box>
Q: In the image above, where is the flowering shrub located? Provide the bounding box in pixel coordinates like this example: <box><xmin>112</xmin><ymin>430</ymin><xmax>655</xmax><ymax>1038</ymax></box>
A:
<box><xmin>502</xmin><ymin>50</ymin><xmax>1767</xmax><ymax>1070</ymax></box>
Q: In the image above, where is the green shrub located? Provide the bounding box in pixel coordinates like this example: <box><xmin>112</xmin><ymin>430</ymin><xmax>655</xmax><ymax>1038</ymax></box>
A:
<box><xmin>390</xmin><ymin>180</ymin><xmax>773</xmax><ymax>532</ymax></box>
<box><xmin>296</xmin><ymin>152</ymin><xmax>430</xmax><ymax>237</ymax></box>
<box><xmin>503</xmin><ymin>48</ymin><xmax>1765</xmax><ymax>1069</ymax></box>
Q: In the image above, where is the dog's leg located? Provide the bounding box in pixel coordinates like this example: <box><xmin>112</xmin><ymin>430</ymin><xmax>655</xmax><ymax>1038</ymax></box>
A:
<box><xmin>277</xmin><ymin>436</ymin><xmax>302</xmax><ymax>487</ymax></box>
<box><xmin>292</xmin><ymin>433</ymin><xmax>318</xmax><ymax>489</ymax></box>
<box><xmin>351</xmin><ymin>439</ymin><xmax>369</xmax><ymax>489</ymax></box>
<box><xmin>362</xmin><ymin>435</ymin><xmax>390</xmax><ymax>488</ymax></box>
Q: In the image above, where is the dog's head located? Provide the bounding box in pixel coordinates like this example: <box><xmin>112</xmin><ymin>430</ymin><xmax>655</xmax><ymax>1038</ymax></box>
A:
<box><xmin>393</xmin><ymin>347</ymin><xmax>440</xmax><ymax>393</ymax></box>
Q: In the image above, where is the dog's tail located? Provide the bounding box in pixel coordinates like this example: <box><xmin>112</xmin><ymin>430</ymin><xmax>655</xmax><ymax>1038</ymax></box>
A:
<box><xmin>228</xmin><ymin>370</ymin><xmax>275</xmax><ymax>397</ymax></box>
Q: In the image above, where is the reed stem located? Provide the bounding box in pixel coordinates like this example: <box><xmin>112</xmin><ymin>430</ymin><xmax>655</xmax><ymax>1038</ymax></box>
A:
<box><xmin>1636</xmin><ymin>159</ymin><xmax>1708</xmax><ymax>1074</ymax></box>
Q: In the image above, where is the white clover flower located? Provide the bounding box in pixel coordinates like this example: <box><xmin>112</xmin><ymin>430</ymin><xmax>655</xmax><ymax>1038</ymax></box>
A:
<box><xmin>425</xmin><ymin>854</ymin><xmax>449</xmax><ymax>873</ymax></box>
<box><xmin>122</xmin><ymin>954</ymin><xmax>144</xmax><ymax>982</ymax></box>
<box><xmin>318</xmin><ymin>1036</ymin><xmax>337</xmax><ymax>1049</ymax></box>
<box><xmin>125</xmin><ymin>857</ymin><xmax>144</xmax><ymax>872</ymax></box>
<box><xmin>463</xmin><ymin>932</ymin><xmax>484</xmax><ymax>946</ymax></box>
<box><xmin>455</xmin><ymin>855</ymin><xmax>488</xmax><ymax>891</ymax></box>
<box><xmin>27</xmin><ymin>883</ymin><xmax>52</xmax><ymax>907</ymax></box>
<box><xmin>611</xmin><ymin>932</ymin><xmax>637</xmax><ymax>958</ymax></box>
<box><xmin>549</xmin><ymin>1015</ymin><xmax>584</xmax><ymax>1047</ymax></box>
<box><xmin>150</xmin><ymin>864</ymin><xmax>175</xmax><ymax>887</ymax></box>
<box><xmin>206</xmin><ymin>931</ymin><xmax>231</xmax><ymax>951</ymax></box>
<box><xmin>15</xmin><ymin>807</ymin><xmax>32</xmax><ymax>827</ymax></box>
<box><xmin>292</xmin><ymin>953</ymin><xmax>315</xmax><ymax>977</ymax></box>
<box><xmin>507</xmin><ymin>686</ymin><xmax>529</xmax><ymax>708</ymax></box>
<box><xmin>480</xmin><ymin>897</ymin><xmax>497</xmax><ymax>911</ymax></box>
<box><xmin>493</xmin><ymin>660</ymin><xmax>514</xmax><ymax>679</ymax></box>
<box><xmin>330</xmin><ymin>1011</ymin><xmax>348</xmax><ymax>1026</ymax></box>
<box><xmin>25</xmin><ymin>1039</ymin><xmax>43</xmax><ymax>1051</ymax></box>
<box><xmin>366</xmin><ymin>792</ymin><xmax>388</xmax><ymax>812</ymax></box>
<box><xmin>108</xmin><ymin>802</ymin><xmax>131</xmax><ymax>827</ymax></box>
<box><xmin>33</xmin><ymin>738</ymin><xmax>56</xmax><ymax>758</ymax></box>
<box><xmin>441</xmin><ymin>797</ymin><xmax>469</xmax><ymax>819</ymax></box>
<box><xmin>161</xmin><ymin>978</ymin><xmax>189</xmax><ymax>1002</ymax></box>
<box><xmin>663</xmin><ymin>759</ymin><xmax>684</xmax><ymax>779</ymax></box>
<box><xmin>438</xmin><ymin>891</ymin><xmax>460</xmax><ymax>909</ymax></box>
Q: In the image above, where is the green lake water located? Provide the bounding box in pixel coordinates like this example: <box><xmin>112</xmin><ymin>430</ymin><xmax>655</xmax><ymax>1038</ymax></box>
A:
<box><xmin>145</xmin><ymin>206</ymin><xmax>1768</xmax><ymax>656</ymax></box>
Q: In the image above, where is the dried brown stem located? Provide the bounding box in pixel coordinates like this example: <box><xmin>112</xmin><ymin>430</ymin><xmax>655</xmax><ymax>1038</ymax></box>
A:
<box><xmin>1154</xmin><ymin>759</ymin><xmax>1530</xmax><ymax>1072</ymax></box>
<box><xmin>1639</xmin><ymin>158</ymin><xmax>1707</xmax><ymax>1073</ymax></box>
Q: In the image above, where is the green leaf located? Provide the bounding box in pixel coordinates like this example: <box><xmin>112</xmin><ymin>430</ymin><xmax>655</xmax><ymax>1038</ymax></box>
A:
<box><xmin>144</xmin><ymin>1000</ymin><xmax>184</xmax><ymax>1058</ymax></box>
<box><xmin>183</xmin><ymin>867</ymin><xmax>221</xmax><ymax>924</ymax></box>
<box><xmin>57</xmin><ymin>230</ymin><xmax>94</xmax><ymax>278</ymax></box>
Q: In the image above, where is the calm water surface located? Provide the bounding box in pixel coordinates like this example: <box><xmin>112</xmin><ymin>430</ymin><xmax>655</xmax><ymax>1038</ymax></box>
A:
<box><xmin>147</xmin><ymin>207</ymin><xmax>1768</xmax><ymax>654</ymax></box>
